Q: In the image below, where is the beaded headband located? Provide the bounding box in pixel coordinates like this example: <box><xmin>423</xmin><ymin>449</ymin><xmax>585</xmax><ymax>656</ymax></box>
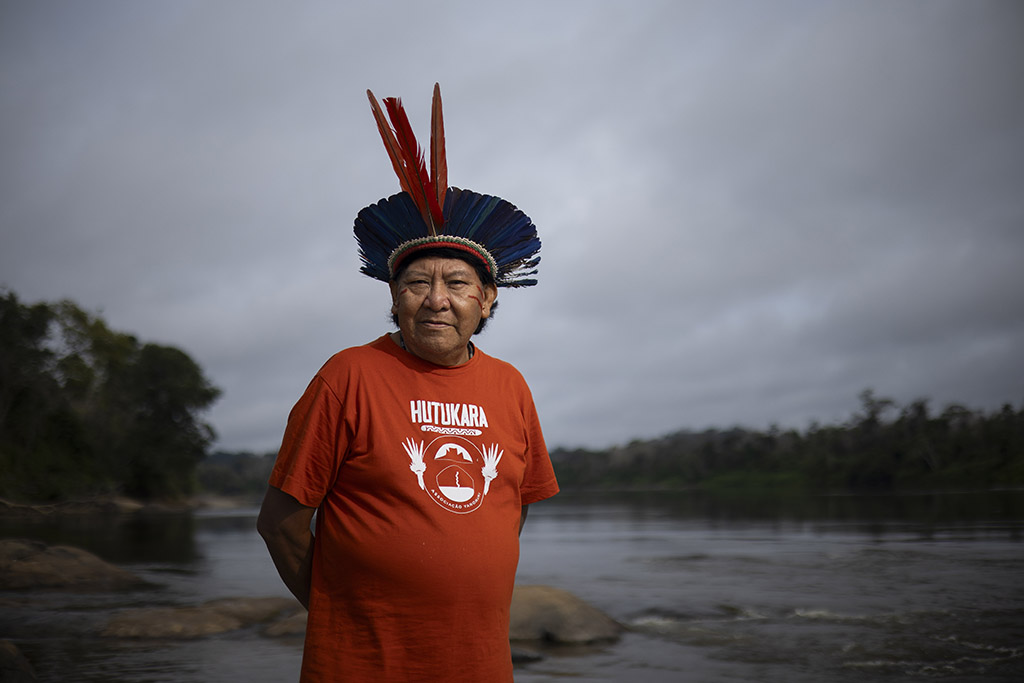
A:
<box><xmin>353</xmin><ymin>84</ymin><xmax>540</xmax><ymax>287</ymax></box>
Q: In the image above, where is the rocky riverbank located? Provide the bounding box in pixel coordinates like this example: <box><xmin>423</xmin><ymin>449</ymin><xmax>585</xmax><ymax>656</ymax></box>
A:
<box><xmin>0</xmin><ymin>538</ymin><xmax>621</xmax><ymax>679</ymax></box>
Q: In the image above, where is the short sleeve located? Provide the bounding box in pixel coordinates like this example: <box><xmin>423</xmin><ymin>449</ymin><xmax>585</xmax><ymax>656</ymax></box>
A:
<box><xmin>517</xmin><ymin>388</ymin><xmax>559</xmax><ymax>505</ymax></box>
<box><xmin>268</xmin><ymin>376</ymin><xmax>347</xmax><ymax>508</ymax></box>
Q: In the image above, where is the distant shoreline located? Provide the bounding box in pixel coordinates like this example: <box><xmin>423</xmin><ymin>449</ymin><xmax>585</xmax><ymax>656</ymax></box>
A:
<box><xmin>0</xmin><ymin>494</ymin><xmax>257</xmax><ymax>518</ymax></box>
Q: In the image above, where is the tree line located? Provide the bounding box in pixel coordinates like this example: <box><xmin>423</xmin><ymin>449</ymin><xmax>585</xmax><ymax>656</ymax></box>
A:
<box><xmin>1</xmin><ymin>290</ymin><xmax>220</xmax><ymax>502</ymax></box>
<box><xmin>201</xmin><ymin>390</ymin><xmax>1024</xmax><ymax>499</ymax></box>
<box><xmin>196</xmin><ymin>450</ymin><xmax>277</xmax><ymax>500</ymax></box>
<box><xmin>5</xmin><ymin>288</ymin><xmax>1020</xmax><ymax>501</ymax></box>
<box><xmin>550</xmin><ymin>390</ymin><xmax>1024</xmax><ymax>492</ymax></box>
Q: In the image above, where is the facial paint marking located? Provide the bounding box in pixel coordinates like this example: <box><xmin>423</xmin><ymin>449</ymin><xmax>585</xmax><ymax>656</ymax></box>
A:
<box><xmin>469</xmin><ymin>285</ymin><xmax>486</xmax><ymax>311</ymax></box>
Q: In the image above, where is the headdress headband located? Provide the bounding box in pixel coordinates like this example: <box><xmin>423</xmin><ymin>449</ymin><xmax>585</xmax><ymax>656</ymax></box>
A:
<box><xmin>353</xmin><ymin>84</ymin><xmax>540</xmax><ymax>287</ymax></box>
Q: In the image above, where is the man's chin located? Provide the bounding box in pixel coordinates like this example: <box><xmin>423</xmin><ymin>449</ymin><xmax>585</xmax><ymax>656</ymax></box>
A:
<box><xmin>405</xmin><ymin>335</ymin><xmax>468</xmax><ymax>365</ymax></box>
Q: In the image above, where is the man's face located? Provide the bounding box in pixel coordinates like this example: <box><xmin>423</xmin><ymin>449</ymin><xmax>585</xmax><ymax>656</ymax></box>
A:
<box><xmin>389</xmin><ymin>256</ymin><xmax>498</xmax><ymax>366</ymax></box>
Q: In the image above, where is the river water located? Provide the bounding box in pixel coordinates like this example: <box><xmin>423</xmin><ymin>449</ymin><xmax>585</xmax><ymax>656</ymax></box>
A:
<box><xmin>2</xmin><ymin>489</ymin><xmax>1022</xmax><ymax>682</ymax></box>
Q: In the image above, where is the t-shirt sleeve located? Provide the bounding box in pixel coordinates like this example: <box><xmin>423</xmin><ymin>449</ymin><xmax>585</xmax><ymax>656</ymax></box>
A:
<box><xmin>268</xmin><ymin>375</ymin><xmax>347</xmax><ymax>508</ymax></box>
<box><xmin>518</xmin><ymin>390</ymin><xmax>559</xmax><ymax>505</ymax></box>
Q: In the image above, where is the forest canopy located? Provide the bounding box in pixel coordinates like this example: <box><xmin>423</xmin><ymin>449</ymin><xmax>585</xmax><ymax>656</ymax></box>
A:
<box><xmin>550</xmin><ymin>390</ymin><xmax>1024</xmax><ymax>492</ymax></box>
<box><xmin>1</xmin><ymin>290</ymin><xmax>220</xmax><ymax>502</ymax></box>
<box><xmin>199</xmin><ymin>394</ymin><xmax>1024</xmax><ymax>501</ymax></box>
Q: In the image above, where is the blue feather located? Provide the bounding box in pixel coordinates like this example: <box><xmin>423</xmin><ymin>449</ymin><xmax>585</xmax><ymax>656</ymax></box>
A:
<box><xmin>354</xmin><ymin>187</ymin><xmax>540</xmax><ymax>287</ymax></box>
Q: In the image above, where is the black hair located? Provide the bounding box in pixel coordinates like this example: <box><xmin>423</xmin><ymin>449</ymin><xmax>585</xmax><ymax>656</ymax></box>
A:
<box><xmin>389</xmin><ymin>247</ymin><xmax>498</xmax><ymax>334</ymax></box>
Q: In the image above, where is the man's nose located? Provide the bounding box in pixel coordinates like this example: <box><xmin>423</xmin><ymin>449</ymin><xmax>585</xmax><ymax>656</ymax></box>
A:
<box><xmin>423</xmin><ymin>284</ymin><xmax>451</xmax><ymax>309</ymax></box>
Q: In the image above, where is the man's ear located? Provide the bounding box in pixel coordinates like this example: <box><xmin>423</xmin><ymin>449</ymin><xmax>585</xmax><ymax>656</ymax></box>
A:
<box><xmin>389</xmin><ymin>280</ymin><xmax>400</xmax><ymax>314</ymax></box>
<box><xmin>480</xmin><ymin>284</ymin><xmax>498</xmax><ymax>318</ymax></box>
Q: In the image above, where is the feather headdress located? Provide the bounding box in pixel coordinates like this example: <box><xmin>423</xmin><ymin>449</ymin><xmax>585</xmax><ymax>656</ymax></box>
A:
<box><xmin>354</xmin><ymin>84</ymin><xmax>540</xmax><ymax>287</ymax></box>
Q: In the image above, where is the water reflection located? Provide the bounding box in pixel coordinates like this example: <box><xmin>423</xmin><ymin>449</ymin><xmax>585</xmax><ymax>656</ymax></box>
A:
<box><xmin>543</xmin><ymin>488</ymin><xmax>1024</xmax><ymax>539</ymax></box>
<box><xmin>0</xmin><ymin>511</ymin><xmax>199</xmax><ymax>563</ymax></box>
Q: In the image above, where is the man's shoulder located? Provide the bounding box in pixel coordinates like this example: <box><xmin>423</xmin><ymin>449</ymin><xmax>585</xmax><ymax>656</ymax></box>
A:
<box><xmin>473</xmin><ymin>347</ymin><xmax>530</xmax><ymax>384</ymax></box>
<box><xmin>318</xmin><ymin>335</ymin><xmax>398</xmax><ymax>376</ymax></box>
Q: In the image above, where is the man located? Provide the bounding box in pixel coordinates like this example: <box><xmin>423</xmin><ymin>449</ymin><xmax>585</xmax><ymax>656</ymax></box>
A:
<box><xmin>257</xmin><ymin>84</ymin><xmax>558</xmax><ymax>682</ymax></box>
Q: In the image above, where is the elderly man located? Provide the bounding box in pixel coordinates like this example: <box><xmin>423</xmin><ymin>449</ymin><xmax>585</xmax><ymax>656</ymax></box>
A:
<box><xmin>257</xmin><ymin>85</ymin><xmax>558</xmax><ymax>682</ymax></box>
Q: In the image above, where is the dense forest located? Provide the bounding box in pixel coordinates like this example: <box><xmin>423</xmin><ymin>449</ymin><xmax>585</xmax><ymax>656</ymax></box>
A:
<box><xmin>551</xmin><ymin>390</ymin><xmax>1024</xmax><ymax>492</ymax></box>
<box><xmin>1</xmin><ymin>290</ymin><xmax>220</xmax><ymax>502</ymax></box>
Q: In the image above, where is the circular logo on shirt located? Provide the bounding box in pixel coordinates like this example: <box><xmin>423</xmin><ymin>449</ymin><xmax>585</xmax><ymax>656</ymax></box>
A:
<box><xmin>426</xmin><ymin>438</ymin><xmax>484</xmax><ymax>513</ymax></box>
<box><xmin>402</xmin><ymin>435</ymin><xmax>503</xmax><ymax>514</ymax></box>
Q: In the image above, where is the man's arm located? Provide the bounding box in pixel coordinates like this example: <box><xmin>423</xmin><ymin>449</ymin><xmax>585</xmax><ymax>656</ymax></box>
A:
<box><xmin>519</xmin><ymin>505</ymin><xmax>529</xmax><ymax>536</ymax></box>
<box><xmin>257</xmin><ymin>485</ymin><xmax>317</xmax><ymax>609</ymax></box>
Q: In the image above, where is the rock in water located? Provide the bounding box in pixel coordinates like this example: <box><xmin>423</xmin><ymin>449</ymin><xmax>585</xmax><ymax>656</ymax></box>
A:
<box><xmin>0</xmin><ymin>539</ymin><xmax>145</xmax><ymax>590</ymax></box>
<box><xmin>102</xmin><ymin>597</ymin><xmax>301</xmax><ymax>639</ymax></box>
<box><xmin>102</xmin><ymin>606</ymin><xmax>243</xmax><ymax>639</ymax></box>
<box><xmin>0</xmin><ymin>640</ymin><xmax>37</xmax><ymax>682</ymax></box>
<box><xmin>509</xmin><ymin>585</ymin><xmax>621</xmax><ymax>643</ymax></box>
<box><xmin>262</xmin><ymin>609</ymin><xmax>308</xmax><ymax>637</ymax></box>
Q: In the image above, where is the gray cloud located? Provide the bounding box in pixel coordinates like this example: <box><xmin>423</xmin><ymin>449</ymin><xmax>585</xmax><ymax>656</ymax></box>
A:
<box><xmin>2</xmin><ymin>0</ymin><xmax>1022</xmax><ymax>453</ymax></box>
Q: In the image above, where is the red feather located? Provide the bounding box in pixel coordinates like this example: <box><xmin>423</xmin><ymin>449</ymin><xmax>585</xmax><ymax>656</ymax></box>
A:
<box><xmin>430</xmin><ymin>83</ymin><xmax>448</xmax><ymax>215</ymax></box>
<box><xmin>383</xmin><ymin>97</ymin><xmax>444</xmax><ymax>235</ymax></box>
<box><xmin>366</xmin><ymin>90</ymin><xmax>415</xmax><ymax>200</ymax></box>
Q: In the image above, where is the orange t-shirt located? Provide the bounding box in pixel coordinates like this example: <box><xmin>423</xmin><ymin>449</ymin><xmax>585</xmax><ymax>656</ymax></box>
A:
<box><xmin>270</xmin><ymin>334</ymin><xmax>559</xmax><ymax>682</ymax></box>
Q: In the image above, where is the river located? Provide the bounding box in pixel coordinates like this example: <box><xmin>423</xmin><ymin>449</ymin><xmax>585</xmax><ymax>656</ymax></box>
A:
<box><xmin>2</xmin><ymin>489</ymin><xmax>1022</xmax><ymax>682</ymax></box>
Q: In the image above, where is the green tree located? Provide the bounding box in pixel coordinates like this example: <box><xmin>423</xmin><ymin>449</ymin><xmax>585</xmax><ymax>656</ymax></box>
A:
<box><xmin>0</xmin><ymin>290</ymin><xmax>221</xmax><ymax>501</ymax></box>
<box><xmin>120</xmin><ymin>343</ymin><xmax>220</xmax><ymax>498</ymax></box>
<box><xmin>0</xmin><ymin>292</ymin><xmax>68</xmax><ymax>496</ymax></box>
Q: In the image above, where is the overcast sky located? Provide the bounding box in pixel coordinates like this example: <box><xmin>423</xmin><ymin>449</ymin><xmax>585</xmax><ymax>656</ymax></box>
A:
<box><xmin>2</xmin><ymin>0</ymin><xmax>1022</xmax><ymax>453</ymax></box>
